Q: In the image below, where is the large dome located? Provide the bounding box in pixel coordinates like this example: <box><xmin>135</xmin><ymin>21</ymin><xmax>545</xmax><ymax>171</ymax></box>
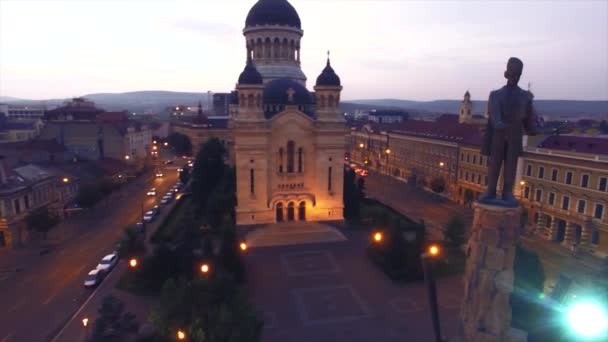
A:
<box><xmin>245</xmin><ymin>0</ymin><xmax>301</xmax><ymax>29</ymax></box>
<box><xmin>263</xmin><ymin>79</ymin><xmax>311</xmax><ymax>105</ymax></box>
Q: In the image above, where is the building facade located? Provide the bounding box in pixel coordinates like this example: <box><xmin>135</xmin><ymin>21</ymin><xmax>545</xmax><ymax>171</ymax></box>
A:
<box><xmin>231</xmin><ymin>0</ymin><xmax>346</xmax><ymax>226</ymax></box>
<box><xmin>0</xmin><ymin>104</ymin><xmax>46</xmax><ymax>120</ymax></box>
<box><xmin>171</xmin><ymin>117</ymin><xmax>233</xmax><ymax>162</ymax></box>
<box><xmin>520</xmin><ymin>135</ymin><xmax>608</xmax><ymax>257</ymax></box>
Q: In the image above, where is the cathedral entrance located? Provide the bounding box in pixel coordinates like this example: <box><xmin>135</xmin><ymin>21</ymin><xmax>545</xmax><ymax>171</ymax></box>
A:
<box><xmin>298</xmin><ymin>201</ymin><xmax>306</xmax><ymax>221</ymax></box>
<box><xmin>287</xmin><ymin>202</ymin><xmax>295</xmax><ymax>221</ymax></box>
<box><xmin>276</xmin><ymin>203</ymin><xmax>284</xmax><ymax>222</ymax></box>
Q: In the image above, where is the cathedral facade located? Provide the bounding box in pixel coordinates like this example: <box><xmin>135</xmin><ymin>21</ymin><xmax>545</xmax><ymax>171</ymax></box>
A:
<box><xmin>231</xmin><ymin>0</ymin><xmax>346</xmax><ymax>226</ymax></box>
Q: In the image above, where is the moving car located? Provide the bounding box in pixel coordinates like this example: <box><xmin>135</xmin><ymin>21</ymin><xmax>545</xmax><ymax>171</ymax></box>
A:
<box><xmin>147</xmin><ymin>188</ymin><xmax>156</xmax><ymax>196</ymax></box>
<box><xmin>155</xmin><ymin>171</ymin><xmax>164</xmax><ymax>177</ymax></box>
<box><xmin>143</xmin><ymin>211</ymin><xmax>155</xmax><ymax>222</ymax></box>
<box><xmin>360</xmin><ymin>170</ymin><xmax>369</xmax><ymax>176</ymax></box>
<box><xmin>84</xmin><ymin>269</ymin><xmax>104</xmax><ymax>288</ymax></box>
<box><xmin>96</xmin><ymin>253</ymin><xmax>118</xmax><ymax>273</ymax></box>
<box><xmin>165</xmin><ymin>191</ymin><xmax>174</xmax><ymax>198</ymax></box>
<box><xmin>164</xmin><ymin>160</ymin><xmax>174</xmax><ymax>165</ymax></box>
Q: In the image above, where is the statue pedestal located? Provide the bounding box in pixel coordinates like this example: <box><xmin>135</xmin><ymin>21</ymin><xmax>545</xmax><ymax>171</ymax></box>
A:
<box><xmin>460</xmin><ymin>202</ymin><xmax>527</xmax><ymax>342</ymax></box>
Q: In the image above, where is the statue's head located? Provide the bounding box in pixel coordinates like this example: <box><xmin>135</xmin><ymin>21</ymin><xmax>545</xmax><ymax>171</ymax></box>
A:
<box><xmin>504</xmin><ymin>57</ymin><xmax>524</xmax><ymax>86</ymax></box>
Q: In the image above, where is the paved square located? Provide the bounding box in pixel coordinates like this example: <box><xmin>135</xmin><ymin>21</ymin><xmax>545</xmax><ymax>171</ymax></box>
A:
<box><xmin>293</xmin><ymin>285</ymin><xmax>370</xmax><ymax>325</ymax></box>
<box><xmin>281</xmin><ymin>250</ymin><xmax>340</xmax><ymax>276</ymax></box>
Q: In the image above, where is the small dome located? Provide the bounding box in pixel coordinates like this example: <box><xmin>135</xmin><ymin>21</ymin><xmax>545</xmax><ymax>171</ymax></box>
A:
<box><xmin>245</xmin><ymin>0</ymin><xmax>301</xmax><ymax>29</ymax></box>
<box><xmin>315</xmin><ymin>58</ymin><xmax>341</xmax><ymax>87</ymax></box>
<box><xmin>464</xmin><ymin>90</ymin><xmax>470</xmax><ymax>97</ymax></box>
<box><xmin>238</xmin><ymin>58</ymin><xmax>263</xmax><ymax>85</ymax></box>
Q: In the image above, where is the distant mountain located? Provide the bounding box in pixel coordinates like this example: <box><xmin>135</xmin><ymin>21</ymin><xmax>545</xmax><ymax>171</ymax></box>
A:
<box><xmin>346</xmin><ymin>99</ymin><xmax>608</xmax><ymax>119</ymax></box>
<box><xmin>3</xmin><ymin>92</ymin><xmax>606</xmax><ymax>120</ymax></box>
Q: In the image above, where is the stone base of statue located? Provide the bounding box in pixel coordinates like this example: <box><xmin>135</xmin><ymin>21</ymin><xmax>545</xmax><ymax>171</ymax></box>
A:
<box><xmin>460</xmin><ymin>202</ymin><xmax>527</xmax><ymax>342</ymax></box>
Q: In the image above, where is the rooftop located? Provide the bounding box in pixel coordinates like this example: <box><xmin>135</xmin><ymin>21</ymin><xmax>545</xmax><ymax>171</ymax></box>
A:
<box><xmin>538</xmin><ymin>135</ymin><xmax>608</xmax><ymax>156</ymax></box>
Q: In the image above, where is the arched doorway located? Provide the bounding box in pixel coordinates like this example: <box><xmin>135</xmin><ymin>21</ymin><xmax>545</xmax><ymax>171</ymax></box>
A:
<box><xmin>556</xmin><ymin>220</ymin><xmax>566</xmax><ymax>242</ymax></box>
<box><xmin>287</xmin><ymin>202</ymin><xmax>295</xmax><ymax>221</ymax></box>
<box><xmin>298</xmin><ymin>201</ymin><xmax>306</xmax><ymax>221</ymax></box>
<box><xmin>276</xmin><ymin>203</ymin><xmax>284</xmax><ymax>222</ymax></box>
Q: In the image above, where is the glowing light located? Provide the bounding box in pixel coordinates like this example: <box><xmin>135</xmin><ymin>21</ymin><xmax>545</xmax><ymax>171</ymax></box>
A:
<box><xmin>385</xmin><ymin>149</ymin><xmax>391</xmax><ymax>154</ymax></box>
<box><xmin>124</xmin><ymin>155</ymin><xmax>130</xmax><ymax>160</ymax></box>
<box><xmin>201</xmin><ymin>264</ymin><xmax>209</xmax><ymax>273</ymax></box>
<box><xmin>62</xmin><ymin>177</ymin><xmax>69</xmax><ymax>183</ymax></box>
<box><xmin>177</xmin><ymin>330</ymin><xmax>186</xmax><ymax>340</ymax></box>
<box><xmin>520</xmin><ymin>181</ymin><xmax>526</xmax><ymax>186</ymax></box>
<box><xmin>153</xmin><ymin>140</ymin><xmax>157</xmax><ymax>144</ymax></box>
<box><xmin>567</xmin><ymin>301</ymin><xmax>608</xmax><ymax>338</ymax></box>
<box><xmin>240</xmin><ymin>242</ymin><xmax>247</xmax><ymax>251</ymax></box>
<box><xmin>359</xmin><ymin>143</ymin><xmax>364</xmax><ymax>148</ymax></box>
<box><xmin>82</xmin><ymin>318</ymin><xmax>89</xmax><ymax>327</ymax></box>
<box><xmin>164</xmin><ymin>142</ymin><xmax>168</xmax><ymax>146</ymax></box>
<box><xmin>428</xmin><ymin>244</ymin><xmax>440</xmax><ymax>257</ymax></box>
<box><xmin>439</xmin><ymin>161</ymin><xmax>445</xmax><ymax>167</ymax></box>
<box><xmin>373</xmin><ymin>232</ymin><xmax>383</xmax><ymax>243</ymax></box>
<box><xmin>129</xmin><ymin>258</ymin><xmax>138</xmax><ymax>268</ymax></box>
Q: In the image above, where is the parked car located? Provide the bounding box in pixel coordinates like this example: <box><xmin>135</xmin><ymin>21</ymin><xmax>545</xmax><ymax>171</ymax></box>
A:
<box><xmin>96</xmin><ymin>253</ymin><xmax>118</xmax><ymax>273</ymax></box>
<box><xmin>161</xmin><ymin>196</ymin><xmax>171</xmax><ymax>204</ymax></box>
<box><xmin>143</xmin><ymin>211</ymin><xmax>155</xmax><ymax>222</ymax></box>
<box><xmin>147</xmin><ymin>188</ymin><xmax>156</xmax><ymax>196</ymax></box>
<box><xmin>135</xmin><ymin>222</ymin><xmax>145</xmax><ymax>233</ymax></box>
<box><xmin>165</xmin><ymin>191</ymin><xmax>174</xmax><ymax>198</ymax></box>
<box><xmin>84</xmin><ymin>269</ymin><xmax>104</xmax><ymax>288</ymax></box>
<box><xmin>152</xmin><ymin>205</ymin><xmax>161</xmax><ymax>215</ymax></box>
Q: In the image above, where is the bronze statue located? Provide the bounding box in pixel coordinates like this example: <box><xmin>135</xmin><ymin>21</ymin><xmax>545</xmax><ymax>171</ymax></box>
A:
<box><xmin>479</xmin><ymin>57</ymin><xmax>536</xmax><ymax>207</ymax></box>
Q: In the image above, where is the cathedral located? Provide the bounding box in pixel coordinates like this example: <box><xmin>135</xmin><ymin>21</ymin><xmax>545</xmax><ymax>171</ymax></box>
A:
<box><xmin>230</xmin><ymin>0</ymin><xmax>346</xmax><ymax>226</ymax></box>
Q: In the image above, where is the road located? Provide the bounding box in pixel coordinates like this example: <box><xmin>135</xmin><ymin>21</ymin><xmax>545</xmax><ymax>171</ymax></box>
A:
<box><xmin>0</xmin><ymin>161</ymin><xmax>180</xmax><ymax>342</ymax></box>
<box><xmin>362</xmin><ymin>170</ymin><xmax>473</xmax><ymax>239</ymax></box>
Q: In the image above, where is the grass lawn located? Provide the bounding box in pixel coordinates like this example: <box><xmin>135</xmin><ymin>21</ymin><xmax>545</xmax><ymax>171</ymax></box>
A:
<box><xmin>150</xmin><ymin>195</ymin><xmax>195</xmax><ymax>243</ymax></box>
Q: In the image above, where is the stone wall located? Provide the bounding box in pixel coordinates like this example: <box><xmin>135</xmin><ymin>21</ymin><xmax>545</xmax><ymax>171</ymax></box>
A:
<box><xmin>460</xmin><ymin>203</ymin><xmax>527</xmax><ymax>342</ymax></box>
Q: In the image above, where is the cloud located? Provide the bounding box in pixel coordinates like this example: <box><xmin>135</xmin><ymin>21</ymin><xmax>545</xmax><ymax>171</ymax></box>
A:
<box><xmin>172</xmin><ymin>19</ymin><xmax>239</xmax><ymax>37</ymax></box>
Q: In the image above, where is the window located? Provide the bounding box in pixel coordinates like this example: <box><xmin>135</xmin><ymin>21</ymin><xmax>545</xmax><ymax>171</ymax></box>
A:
<box><xmin>328</xmin><ymin>167</ymin><xmax>332</xmax><ymax>191</ymax></box>
<box><xmin>472</xmin><ymin>155</ymin><xmax>477</xmax><ymax>164</ymax></box>
<box><xmin>581</xmin><ymin>174</ymin><xmax>589</xmax><ymax>188</ymax></box>
<box><xmin>250</xmin><ymin>169</ymin><xmax>255</xmax><ymax>194</ymax></box>
<box><xmin>465</xmin><ymin>172</ymin><xmax>469</xmax><ymax>181</ymax></box>
<box><xmin>14</xmin><ymin>199</ymin><xmax>20</xmax><ymax>214</ymax></box>
<box><xmin>466</xmin><ymin>154</ymin><xmax>470</xmax><ymax>163</ymax></box>
<box><xmin>287</xmin><ymin>141</ymin><xmax>295</xmax><ymax>173</ymax></box>
<box><xmin>524</xmin><ymin>187</ymin><xmax>530</xmax><ymax>199</ymax></box>
<box><xmin>591</xmin><ymin>231</ymin><xmax>600</xmax><ymax>245</ymax></box>
<box><xmin>548</xmin><ymin>193</ymin><xmax>555</xmax><ymax>205</ymax></box>
<box><xmin>526</xmin><ymin>164</ymin><xmax>532</xmax><ymax>176</ymax></box>
<box><xmin>24</xmin><ymin>195</ymin><xmax>29</xmax><ymax>209</ymax></box>
<box><xmin>577</xmin><ymin>200</ymin><xmax>586</xmax><ymax>214</ymax></box>
<box><xmin>599</xmin><ymin>177</ymin><xmax>607</xmax><ymax>191</ymax></box>
<box><xmin>551</xmin><ymin>169</ymin><xmax>558</xmax><ymax>182</ymax></box>
<box><xmin>278</xmin><ymin>148</ymin><xmax>284</xmax><ymax>173</ymax></box>
<box><xmin>538</xmin><ymin>167</ymin><xmax>544</xmax><ymax>179</ymax></box>
<box><xmin>484</xmin><ymin>176</ymin><xmax>488</xmax><ymax>185</ymax></box>
<box><xmin>562</xmin><ymin>196</ymin><xmax>570</xmax><ymax>210</ymax></box>
<box><xmin>298</xmin><ymin>147</ymin><xmax>303</xmax><ymax>173</ymax></box>
<box><xmin>565</xmin><ymin>171</ymin><xmax>573</xmax><ymax>185</ymax></box>
<box><xmin>535</xmin><ymin>189</ymin><xmax>542</xmax><ymax>202</ymax></box>
<box><xmin>479</xmin><ymin>156</ymin><xmax>484</xmax><ymax>166</ymax></box>
<box><xmin>477</xmin><ymin>174</ymin><xmax>481</xmax><ymax>184</ymax></box>
<box><xmin>460</xmin><ymin>153</ymin><xmax>464</xmax><ymax>161</ymax></box>
<box><xmin>595</xmin><ymin>204</ymin><xmax>604</xmax><ymax>219</ymax></box>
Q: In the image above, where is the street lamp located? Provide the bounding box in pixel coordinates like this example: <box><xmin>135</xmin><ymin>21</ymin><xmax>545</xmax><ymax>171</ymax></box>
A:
<box><xmin>153</xmin><ymin>140</ymin><xmax>157</xmax><ymax>144</ymax></box>
<box><xmin>240</xmin><ymin>242</ymin><xmax>248</xmax><ymax>251</ymax></box>
<box><xmin>62</xmin><ymin>177</ymin><xmax>69</xmax><ymax>183</ymax></box>
<box><xmin>125</xmin><ymin>155</ymin><xmax>130</xmax><ymax>160</ymax></box>
<box><xmin>177</xmin><ymin>330</ymin><xmax>186</xmax><ymax>340</ymax></box>
<box><xmin>200</xmin><ymin>263</ymin><xmax>210</xmax><ymax>274</ymax></box>
<box><xmin>385</xmin><ymin>148</ymin><xmax>391</xmax><ymax>154</ymax></box>
<box><xmin>164</xmin><ymin>142</ymin><xmax>168</xmax><ymax>146</ymax></box>
<box><xmin>566</xmin><ymin>300</ymin><xmax>608</xmax><ymax>339</ymax></box>
<box><xmin>359</xmin><ymin>143</ymin><xmax>364</xmax><ymax>148</ymax></box>
<box><xmin>82</xmin><ymin>317</ymin><xmax>90</xmax><ymax>341</ymax></box>
<box><xmin>422</xmin><ymin>244</ymin><xmax>443</xmax><ymax>342</ymax></box>
<box><xmin>129</xmin><ymin>258</ymin><xmax>138</xmax><ymax>268</ymax></box>
<box><xmin>439</xmin><ymin>161</ymin><xmax>445</xmax><ymax>167</ymax></box>
<box><xmin>520</xmin><ymin>180</ymin><xmax>526</xmax><ymax>186</ymax></box>
<box><xmin>373</xmin><ymin>231</ymin><xmax>383</xmax><ymax>243</ymax></box>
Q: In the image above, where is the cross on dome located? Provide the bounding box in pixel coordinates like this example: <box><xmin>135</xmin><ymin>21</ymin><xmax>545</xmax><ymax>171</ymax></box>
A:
<box><xmin>286</xmin><ymin>87</ymin><xmax>296</xmax><ymax>102</ymax></box>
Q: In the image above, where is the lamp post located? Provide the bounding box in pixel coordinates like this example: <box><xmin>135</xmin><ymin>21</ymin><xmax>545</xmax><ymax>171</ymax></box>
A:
<box><xmin>422</xmin><ymin>244</ymin><xmax>444</xmax><ymax>342</ymax></box>
<box><xmin>565</xmin><ymin>299</ymin><xmax>608</xmax><ymax>340</ymax></box>
<box><xmin>177</xmin><ymin>329</ymin><xmax>186</xmax><ymax>340</ymax></box>
<box><xmin>81</xmin><ymin>317</ymin><xmax>89</xmax><ymax>341</ymax></box>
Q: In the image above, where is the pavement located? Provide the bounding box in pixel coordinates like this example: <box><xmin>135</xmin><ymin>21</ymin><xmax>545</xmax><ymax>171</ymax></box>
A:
<box><xmin>246</xmin><ymin>230</ymin><xmax>463</xmax><ymax>342</ymax></box>
<box><xmin>362</xmin><ymin>170</ymin><xmax>473</xmax><ymax>239</ymax></box>
<box><xmin>0</xmin><ymin>159</ymin><xmax>180</xmax><ymax>342</ymax></box>
<box><xmin>247</xmin><ymin>222</ymin><xmax>347</xmax><ymax>248</ymax></box>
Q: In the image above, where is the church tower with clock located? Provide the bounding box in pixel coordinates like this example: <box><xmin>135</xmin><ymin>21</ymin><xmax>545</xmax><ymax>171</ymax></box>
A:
<box><xmin>231</xmin><ymin>0</ymin><xmax>346</xmax><ymax>226</ymax></box>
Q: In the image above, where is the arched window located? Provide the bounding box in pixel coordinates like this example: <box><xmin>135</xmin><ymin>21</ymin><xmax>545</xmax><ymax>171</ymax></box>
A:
<box><xmin>278</xmin><ymin>148</ymin><xmax>284</xmax><ymax>173</ymax></box>
<box><xmin>298</xmin><ymin>147</ymin><xmax>303</xmax><ymax>173</ymax></box>
<box><xmin>287</xmin><ymin>202</ymin><xmax>295</xmax><ymax>221</ymax></box>
<box><xmin>276</xmin><ymin>203</ymin><xmax>284</xmax><ymax>222</ymax></box>
<box><xmin>328</xmin><ymin>166</ymin><xmax>332</xmax><ymax>191</ymax></box>
<box><xmin>264</xmin><ymin>38</ymin><xmax>271</xmax><ymax>58</ymax></box>
<box><xmin>247</xmin><ymin>94</ymin><xmax>254</xmax><ymax>108</ymax></box>
<box><xmin>250</xmin><ymin>168</ymin><xmax>255</xmax><ymax>194</ymax></box>
<box><xmin>298</xmin><ymin>201</ymin><xmax>306</xmax><ymax>221</ymax></box>
<box><xmin>287</xmin><ymin>141</ymin><xmax>295</xmax><ymax>173</ymax></box>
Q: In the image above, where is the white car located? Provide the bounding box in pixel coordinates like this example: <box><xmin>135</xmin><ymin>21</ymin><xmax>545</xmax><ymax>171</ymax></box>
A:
<box><xmin>161</xmin><ymin>196</ymin><xmax>171</xmax><ymax>204</ymax></box>
<box><xmin>96</xmin><ymin>253</ymin><xmax>118</xmax><ymax>273</ymax></box>
<box><xmin>143</xmin><ymin>211</ymin><xmax>155</xmax><ymax>222</ymax></box>
<box><xmin>84</xmin><ymin>269</ymin><xmax>104</xmax><ymax>288</ymax></box>
<box><xmin>147</xmin><ymin>188</ymin><xmax>156</xmax><ymax>196</ymax></box>
<box><xmin>165</xmin><ymin>192</ymin><xmax>174</xmax><ymax>198</ymax></box>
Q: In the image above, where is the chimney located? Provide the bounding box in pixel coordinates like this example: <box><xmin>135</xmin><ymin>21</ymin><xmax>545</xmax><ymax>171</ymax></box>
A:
<box><xmin>0</xmin><ymin>156</ymin><xmax>7</xmax><ymax>185</ymax></box>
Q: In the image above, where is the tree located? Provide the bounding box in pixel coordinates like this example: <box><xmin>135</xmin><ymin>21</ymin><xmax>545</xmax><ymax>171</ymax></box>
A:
<box><xmin>357</xmin><ymin>177</ymin><xmax>366</xmax><ymax>199</ymax></box>
<box><xmin>444</xmin><ymin>215</ymin><xmax>466</xmax><ymax>247</ymax></box>
<box><xmin>430</xmin><ymin>176</ymin><xmax>446</xmax><ymax>193</ymax></box>
<box><xmin>92</xmin><ymin>295</ymin><xmax>138</xmax><ymax>341</ymax></box>
<box><xmin>343</xmin><ymin>169</ymin><xmax>360</xmax><ymax>220</ymax></box>
<box><xmin>118</xmin><ymin>225</ymin><xmax>146</xmax><ymax>258</ymax></box>
<box><xmin>191</xmin><ymin>138</ymin><xmax>227</xmax><ymax>209</ymax></box>
<box><xmin>167</xmin><ymin>132</ymin><xmax>192</xmax><ymax>156</ymax></box>
<box><xmin>75</xmin><ymin>184</ymin><xmax>103</xmax><ymax>208</ymax></box>
<box><xmin>179</xmin><ymin>166</ymin><xmax>190</xmax><ymax>185</ymax></box>
<box><xmin>26</xmin><ymin>207</ymin><xmax>60</xmax><ymax>240</ymax></box>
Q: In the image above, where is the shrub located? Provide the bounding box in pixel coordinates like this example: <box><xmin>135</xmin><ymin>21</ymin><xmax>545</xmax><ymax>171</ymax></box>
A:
<box><xmin>445</xmin><ymin>215</ymin><xmax>466</xmax><ymax>247</ymax></box>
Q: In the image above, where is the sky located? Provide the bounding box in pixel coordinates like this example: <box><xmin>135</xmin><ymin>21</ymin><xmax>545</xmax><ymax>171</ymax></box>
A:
<box><xmin>1</xmin><ymin>0</ymin><xmax>607</xmax><ymax>101</ymax></box>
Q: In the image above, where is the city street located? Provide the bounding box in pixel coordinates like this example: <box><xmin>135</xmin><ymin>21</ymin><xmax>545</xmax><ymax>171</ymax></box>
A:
<box><xmin>0</xmin><ymin>162</ymin><xmax>179</xmax><ymax>342</ymax></box>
